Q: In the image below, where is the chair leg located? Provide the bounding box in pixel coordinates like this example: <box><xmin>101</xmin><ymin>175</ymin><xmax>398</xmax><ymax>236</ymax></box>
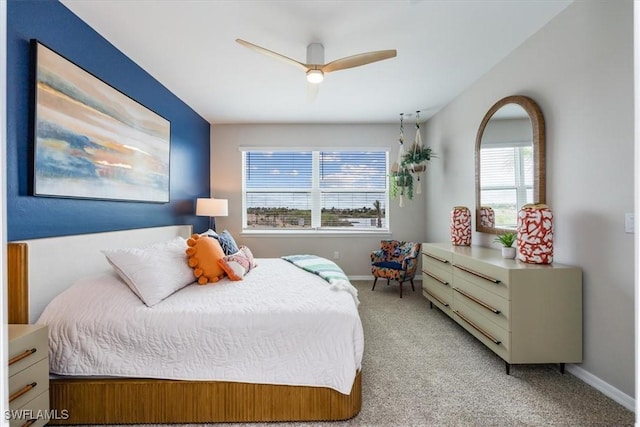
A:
<box><xmin>399</xmin><ymin>281</ymin><xmax>403</xmax><ymax>298</ymax></box>
<box><xmin>386</xmin><ymin>278</ymin><xmax>390</xmax><ymax>286</ymax></box>
<box><xmin>372</xmin><ymin>277</ymin><xmax>378</xmax><ymax>291</ymax></box>
<box><xmin>410</xmin><ymin>278</ymin><xmax>415</xmax><ymax>292</ymax></box>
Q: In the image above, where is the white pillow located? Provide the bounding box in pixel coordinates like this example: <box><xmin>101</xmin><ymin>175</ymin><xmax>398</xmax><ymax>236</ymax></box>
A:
<box><xmin>102</xmin><ymin>237</ymin><xmax>195</xmax><ymax>306</ymax></box>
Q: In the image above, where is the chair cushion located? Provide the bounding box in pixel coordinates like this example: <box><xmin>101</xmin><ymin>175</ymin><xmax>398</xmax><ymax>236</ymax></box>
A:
<box><xmin>373</xmin><ymin>261</ymin><xmax>403</xmax><ymax>270</ymax></box>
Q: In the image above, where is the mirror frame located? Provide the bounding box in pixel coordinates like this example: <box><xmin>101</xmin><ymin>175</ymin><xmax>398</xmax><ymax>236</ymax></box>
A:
<box><xmin>475</xmin><ymin>95</ymin><xmax>546</xmax><ymax>235</ymax></box>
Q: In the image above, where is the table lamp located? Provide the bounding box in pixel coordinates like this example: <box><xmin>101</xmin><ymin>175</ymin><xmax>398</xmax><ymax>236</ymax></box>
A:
<box><xmin>196</xmin><ymin>198</ymin><xmax>228</xmax><ymax>232</ymax></box>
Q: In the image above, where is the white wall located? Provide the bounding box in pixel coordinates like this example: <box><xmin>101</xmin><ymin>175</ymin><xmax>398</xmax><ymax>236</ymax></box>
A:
<box><xmin>210</xmin><ymin>123</ymin><xmax>427</xmax><ymax>277</ymax></box>
<box><xmin>424</xmin><ymin>0</ymin><xmax>634</xmax><ymax>401</ymax></box>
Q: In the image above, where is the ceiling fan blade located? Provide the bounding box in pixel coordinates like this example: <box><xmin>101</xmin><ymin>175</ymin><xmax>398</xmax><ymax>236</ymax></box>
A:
<box><xmin>321</xmin><ymin>49</ymin><xmax>397</xmax><ymax>73</ymax></box>
<box><xmin>235</xmin><ymin>39</ymin><xmax>309</xmax><ymax>72</ymax></box>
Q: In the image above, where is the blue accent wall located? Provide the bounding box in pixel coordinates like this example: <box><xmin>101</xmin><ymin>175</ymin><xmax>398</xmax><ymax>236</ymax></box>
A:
<box><xmin>7</xmin><ymin>0</ymin><xmax>211</xmax><ymax>240</ymax></box>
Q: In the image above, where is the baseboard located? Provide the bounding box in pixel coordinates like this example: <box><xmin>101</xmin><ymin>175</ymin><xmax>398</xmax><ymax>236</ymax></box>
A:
<box><xmin>348</xmin><ymin>275</ymin><xmax>374</xmax><ymax>281</ymax></box>
<box><xmin>566</xmin><ymin>364</ymin><xmax>635</xmax><ymax>412</ymax></box>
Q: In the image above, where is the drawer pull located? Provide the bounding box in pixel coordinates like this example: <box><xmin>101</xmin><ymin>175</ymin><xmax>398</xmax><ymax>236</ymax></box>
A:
<box><xmin>453</xmin><ymin>264</ymin><xmax>500</xmax><ymax>284</ymax></box>
<box><xmin>423</xmin><ymin>271</ymin><xmax>449</xmax><ymax>286</ymax></box>
<box><xmin>9</xmin><ymin>382</ymin><xmax>37</xmax><ymax>403</ymax></box>
<box><xmin>453</xmin><ymin>310</ymin><xmax>501</xmax><ymax>345</ymax></box>
<box><xmin>453</xmin><ymin>287</ymin><xmax>501</xmax><ymax>314</ymax></box>
<box><xmin>424</xmin><ymin>253</ymin><xmax>449</xmax><ymax>264</ymax></box>
<box><xmin>423</xmin><ymin>290</ymin><xmax>449</xmax><ymax>307</ymax></box>
<box><xmin>8</xmin><ymin>348</ymin><xmax>37</xmax><ymax>366</ymax></box>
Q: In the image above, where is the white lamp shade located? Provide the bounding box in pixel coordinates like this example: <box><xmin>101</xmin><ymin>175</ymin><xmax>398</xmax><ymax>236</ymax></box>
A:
<box><xmin>196</xmin><ymin>198</ymin><xmax>228</xmax><ymax>217</ymax></box>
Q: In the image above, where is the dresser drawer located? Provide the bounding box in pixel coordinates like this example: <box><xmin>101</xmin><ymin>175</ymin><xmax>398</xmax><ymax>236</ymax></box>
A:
<box><xmin>9</xmin><ymin>391</ymin><xmax>50</xmax><ymax>427</ymax></box>
<box><xmin>423</xmin><ymin>275</ymin><xmax>452</xmax><ymax>308</ymax></box>
<box><xmin>423</xmin><ymin>290</ymin><xmax>453</xmax><ymax>317</ymax></box>
<box><xmin>452</xmin><ymin>253</ymin><xmax>511</xmax><ymax>284</ymax></box>
<box><xmin>9</xmin><ymin>358</ymin><xmax>49</xmax><ymax>410</ymax></box>
<box><xmin>453</xmin><ymin>278</ymin><xmax>510</xmax><ymax>331</ymax></box>
<box><xmin>452</xmin><ymin>304</ymin><xmax>510</xmax><ymax>361</ymax></box>
<box><xmin>422</xmin><ymin>245</ymin><xmax>453</xmax><ymax>266</ymax></box>
<box><xmin>422</xmin><ymin>257</ymin><xmax>452</xmax><ymax>284</ymax></box>
<box><xmin>422</xmin><ymin>258</ymin><xmax>452</xmax><ymax>283</ymax></box>
<box><xmin>8</xmin><ymin>325</ymin><xmax>48</xmax><ymax>377</ymax></box>
<box><xmin>452</xmin><ymin>259</ymin><xmax>509</xmax><ymax>299</ymax></box>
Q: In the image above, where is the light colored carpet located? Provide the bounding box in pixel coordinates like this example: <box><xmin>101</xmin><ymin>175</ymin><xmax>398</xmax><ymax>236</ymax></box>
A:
<box><xmin>215</xmin><ymin>279</ymin><xmax>635</xmax><ymax>427</ymax></box>
<box><xmin>341</xmin><ymin>280</ymin><xmax>635</xmax><ymax>426</ymax></box>
<box><xmin>82</xmin><ymin>279</ymin><xmax>635</xmax><ymax>427</ymax></box>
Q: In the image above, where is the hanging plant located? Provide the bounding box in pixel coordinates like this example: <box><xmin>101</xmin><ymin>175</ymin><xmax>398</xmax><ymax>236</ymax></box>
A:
<box><xmin>391</xmin><ymin>112</ymin><xmax>432</xmax><ymax>205</ymax></box>
<box><xmin>403</xmin><ymin>113</ymin><xmax>435</xmax><ymax>197</ymax></box>
<box><xmin>402</xmin><ymin>144</ymin><xmax>435</xmax><ymax>170</ymax></box>
<box><xmin>389</xmin><ymin>167</ymin><xmax>413</xmax><ymax>200</ymax></box>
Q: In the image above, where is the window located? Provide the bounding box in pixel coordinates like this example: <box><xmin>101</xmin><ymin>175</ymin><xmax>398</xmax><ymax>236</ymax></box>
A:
<box><xmin>242</xmin><ymin>149</ymin><xmax>389</xmax><ymax>231</ymax></box>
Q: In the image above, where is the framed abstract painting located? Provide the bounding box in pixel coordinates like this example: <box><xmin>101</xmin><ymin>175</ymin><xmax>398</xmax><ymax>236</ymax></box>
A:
<box><xmin>32</xmin><ymin>40</ymin><xmax>171</xmax><ymax>203</ymax></box>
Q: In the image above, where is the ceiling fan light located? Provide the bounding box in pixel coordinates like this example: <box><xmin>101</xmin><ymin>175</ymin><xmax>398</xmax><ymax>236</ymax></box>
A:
<box><xmin>306</xmin><ymin>69</ymin><xmax>324</xmax><ymax>84</ymax></box>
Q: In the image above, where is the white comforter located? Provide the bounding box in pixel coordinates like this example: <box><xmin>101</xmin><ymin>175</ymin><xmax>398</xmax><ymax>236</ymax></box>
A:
<box><xmin>36</xmin><ymin>258</ymin><xmax>364</xmax><ymax>394</ymax></box>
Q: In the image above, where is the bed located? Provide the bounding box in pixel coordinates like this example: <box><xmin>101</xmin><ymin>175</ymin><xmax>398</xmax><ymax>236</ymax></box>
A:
<box><xmin>7</xmin><ymin>225</ymin><xmax>363</xmax><ymax>424</ymax></box>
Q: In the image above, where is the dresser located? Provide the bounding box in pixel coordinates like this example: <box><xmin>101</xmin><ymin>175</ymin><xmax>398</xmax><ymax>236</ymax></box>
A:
<box><xmin>421</xmin><ymin>243</ymin><xmax>582</xmax><ymax>374</ymax></box>
<box><xmin>8</xmin><ymin>324</ymin><xmax>50</xmax><ymax>427</ymax></box>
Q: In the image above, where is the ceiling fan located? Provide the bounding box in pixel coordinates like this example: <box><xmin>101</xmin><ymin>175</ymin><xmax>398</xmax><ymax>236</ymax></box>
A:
<box><xmin>235</xmin><ymin>38</ymin><xmax>397</xmax><ymax>85</ymax></box>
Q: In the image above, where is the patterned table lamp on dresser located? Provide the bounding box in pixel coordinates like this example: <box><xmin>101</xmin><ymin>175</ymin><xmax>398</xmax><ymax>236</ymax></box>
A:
<box><xmin>450</xmin><ymin>206</ymin><xmax>471</xmax><ymax>246</ymax></box>
<box><xmin>517</xmin><ymin>203</ymin><xmax>553</xmax><ymax>264</ymax></box>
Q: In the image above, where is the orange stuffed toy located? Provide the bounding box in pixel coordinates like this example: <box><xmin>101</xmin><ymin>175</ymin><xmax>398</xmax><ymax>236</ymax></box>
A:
<box><xmin>185</xmin><ymin>234</ymin><xmax>226</xmax><ymax>285</ymax></box>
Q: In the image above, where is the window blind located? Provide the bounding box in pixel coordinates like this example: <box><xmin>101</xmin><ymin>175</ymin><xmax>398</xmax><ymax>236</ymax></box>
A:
<box><xmin>243</xmin><ymin>150</ymin><xmax>388</xmax><ymax>231</ymax></box>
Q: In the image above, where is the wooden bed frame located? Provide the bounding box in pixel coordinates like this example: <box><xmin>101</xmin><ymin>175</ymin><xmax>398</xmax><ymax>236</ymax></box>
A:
<box><xmin>7</xmin><ymin>226</ymin><xmax>362</xmax><ymax>424</ymax></box>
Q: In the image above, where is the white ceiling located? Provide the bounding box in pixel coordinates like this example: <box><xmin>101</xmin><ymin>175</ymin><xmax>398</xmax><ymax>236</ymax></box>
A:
<box><xmin>60</xmin><ymin>0</ymin><xmax>572</xmax><ymax>125</ymax></box>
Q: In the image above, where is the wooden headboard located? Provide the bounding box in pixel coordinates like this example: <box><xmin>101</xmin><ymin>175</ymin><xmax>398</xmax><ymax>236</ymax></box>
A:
<box><xmin>7</xmin><ymin>225</ymin><xmax>193</xmax><ymax>324</ymax></box>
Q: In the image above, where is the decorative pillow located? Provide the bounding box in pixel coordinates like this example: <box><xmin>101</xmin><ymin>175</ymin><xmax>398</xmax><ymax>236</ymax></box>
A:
<box><xmin>185</xmin><ymin>234</ymin><xmax>226</xmax><ymax>285</ymax></box>
<box><xmin>102</xmin><ymin>237</ymin><xmax>194</xmax><ymax>307</ymax></box>
<box><xmin>209</xmin><ymin>230</ymin><xmax>240</xmax><ymax>255</ymax></box>
<box><xmin>217</xmin><ymin>246</ymin><xmax>257</xmax><ymax>281</ymax></box>
<box><xmin>241</xmin><ymin>245</ymin><xmax>258</xmax><ymax>270</ymax></box>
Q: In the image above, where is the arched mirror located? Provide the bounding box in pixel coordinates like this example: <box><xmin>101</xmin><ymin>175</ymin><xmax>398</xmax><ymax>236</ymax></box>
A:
<box><xmin>475</xmin><ymin>95</ymin><xmax>545</xmax><ymax>234</ymax></box>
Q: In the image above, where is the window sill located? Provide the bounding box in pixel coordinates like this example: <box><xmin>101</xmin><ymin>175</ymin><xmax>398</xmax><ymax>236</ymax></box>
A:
<box><xmin>241</xmin><ymin>229</ymin><xmax>392</xmax><ymax>238</ymax></box>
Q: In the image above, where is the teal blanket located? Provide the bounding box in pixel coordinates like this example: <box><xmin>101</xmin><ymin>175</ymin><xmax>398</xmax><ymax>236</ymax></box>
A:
<box><xmin>282</xmin><ymin>254</ymin><xmax>359</xmax><ymax>305</ymax></box>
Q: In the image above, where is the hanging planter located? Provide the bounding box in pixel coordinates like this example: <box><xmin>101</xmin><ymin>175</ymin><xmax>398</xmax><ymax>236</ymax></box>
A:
<box><xmin>402</xmin><ymin>144</ymin><xmax>434</xmax><ymax>171</ymax></box>
<box><xmin>402</xmin><ymin>122</ymin><xmax>434</xmax><ymax>171</ymax></box>
<box><xmin>401</xmin><ymin>112</ymin><xmax>435</xmax><ymax>196</ymax></box>
<box><xmin>408</xmin><ymin>163</ymin><xmax>426</xmax><ymax>174</ymax></box>
<box><xmin>389</xmin><ymin>168</ymin><xmax>413</xmax><ymax>207</ymax></box>
<box><xmin>389</xmin><ymin>111</ymin><xmax>434</xmax><ymax>206</ymax></box>
<box><xmin>402</xmin><ymin>143</ymin><xmax>435</xmax><ymax>172</ymax></box>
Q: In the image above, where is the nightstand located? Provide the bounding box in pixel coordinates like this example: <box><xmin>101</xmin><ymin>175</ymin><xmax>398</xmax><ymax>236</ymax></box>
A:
<box><xmin>8</xmin><ymin>324</ymin><xmax>50</xmax><ymax>427</ymax></box>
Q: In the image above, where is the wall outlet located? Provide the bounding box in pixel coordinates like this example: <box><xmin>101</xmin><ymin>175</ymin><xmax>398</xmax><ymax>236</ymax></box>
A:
<box><xmin>333</xmin><ymin>251</ymin><xmax>340</xmax><ymax>260</ymax></box>
<box><xmin>625</xmin><ymin>213</ymin><xmax>634</xmax><ymax>233</ymax></box>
